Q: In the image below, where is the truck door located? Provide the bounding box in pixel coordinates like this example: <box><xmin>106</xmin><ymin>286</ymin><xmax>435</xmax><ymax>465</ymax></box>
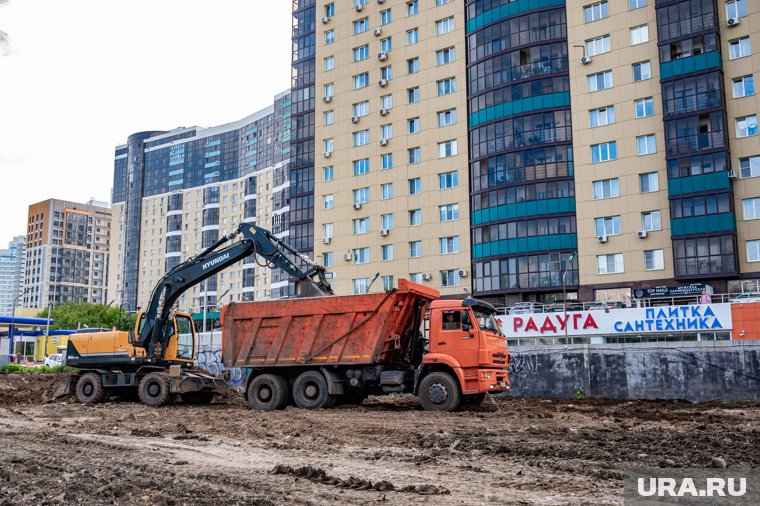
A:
<box><xmin>433</xmin><ymin>309</ymin><xmax>479</xmax><ymax>367</ymax></box>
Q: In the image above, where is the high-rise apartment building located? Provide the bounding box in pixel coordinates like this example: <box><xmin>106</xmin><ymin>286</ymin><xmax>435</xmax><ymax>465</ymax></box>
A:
<box><xmin>0</xmin><ymin>236</ymin><xmax>26</xmax><ymax>315</ymax></box>
<box><xmin>24</xmin><ymin>199</ymin><xmax>111</xmax><ymax>308</ymax></box>
<box><xmin>110</xmin><ymin>92</ymin><xmax>292</xmax><ymax>313</ymax></box>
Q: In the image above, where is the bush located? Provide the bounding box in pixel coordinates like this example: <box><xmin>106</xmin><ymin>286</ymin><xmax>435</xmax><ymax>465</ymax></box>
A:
<box><xmin>0</xmin><ymin>364</ymin><xmax>76</xmax><ymax>374</ymax></box>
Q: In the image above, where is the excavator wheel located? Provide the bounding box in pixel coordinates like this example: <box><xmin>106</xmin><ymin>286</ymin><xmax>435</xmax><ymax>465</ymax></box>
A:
<box><xmin>138</xmin><ymin>372</ymin><xmax>173</xmax><ymax>406</ymax></box>
<box><xmin>75</xmin><ymin>373</ymin><xmax>106</xmax><ymax>404</ymax></box>
<box><xmin>292</xmin><ymin>370</ymin><xmax>336</xmax><ymax>410</ymax></box>
<box><xmin>247</xmin><ymin>374</ymin><xmax>290</xmax><ymax>411</ymax></box>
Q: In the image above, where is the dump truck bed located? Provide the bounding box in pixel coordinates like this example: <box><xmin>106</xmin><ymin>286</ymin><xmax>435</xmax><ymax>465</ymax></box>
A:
<box><xmin>222</xmin><ymin>279</ymin><xmax>439</xmax><ymax>368</ymax></box>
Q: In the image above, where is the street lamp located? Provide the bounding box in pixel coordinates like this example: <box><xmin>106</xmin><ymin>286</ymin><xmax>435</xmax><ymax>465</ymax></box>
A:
<box><xmin>562</xmin><ymin>252</ymin><xmax>577</xmax><ymax>347</ymax></box>
<box><xmin>10</xmin><ymin>287</ymin><xmax>31</xmax><ymax>363</ymax></box>
<box><xmin>44</xmin><ymin>302</ymin><xmax>53</xmax><ymax>358</ymax></box>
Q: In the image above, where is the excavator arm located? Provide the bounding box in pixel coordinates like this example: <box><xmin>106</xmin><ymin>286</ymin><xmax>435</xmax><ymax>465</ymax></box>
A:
<box><xmin>137</xmin><ymin>222</ymin><xmax>333</xmax><ymax>360</ymax></box>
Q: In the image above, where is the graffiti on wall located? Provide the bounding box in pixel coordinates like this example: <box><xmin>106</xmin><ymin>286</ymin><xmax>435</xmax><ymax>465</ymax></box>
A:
<box><xmin>195</xmin><ymin>347</ymin><xmax>247</xmax><ymax>389</ymax></box>
<box><xmin>508</xmin><ymin>353</ymin><xmax>539</xmax><ymax>376</ymax></box>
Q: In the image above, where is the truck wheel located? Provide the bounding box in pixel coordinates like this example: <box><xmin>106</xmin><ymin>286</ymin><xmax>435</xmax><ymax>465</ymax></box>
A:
<box><xmin>182</xmin><ymin>391</ymin><xmax>215</xmax><ymax>405</ymax></box>
<box><xmin>75</xmin><ymin>373</ymin><xmax>106</xmax><ymax>404</ymax></box>
<box><xmin>138</xmin><ymin>372</ymin><xmax>172</xmax><ymax>406</ymax></box>
<box><xmin>292</xmin><ymin>370</ymin><xmax>336</xmax><ymax>409</ymax></box>
<box><xmin>247</xmin><ymin>374</ymin><xmax>290</xmax><ymax>411</ymax></box>
<box><xmin>418</xmin><ymin>372</ymin><xmax>461</xmax><ymax>412</ymax></box>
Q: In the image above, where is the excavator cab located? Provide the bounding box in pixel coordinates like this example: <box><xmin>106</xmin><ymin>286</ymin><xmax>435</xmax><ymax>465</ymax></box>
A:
<box><xmin>132</xmin><ymin>311</ymin><xmax>196</xmax><ymax>364</ymax></box>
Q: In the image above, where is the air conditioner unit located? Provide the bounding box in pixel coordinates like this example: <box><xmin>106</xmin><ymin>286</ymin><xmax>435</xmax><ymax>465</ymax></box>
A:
<box><xmin>322</xmin><ymin>237</ymin><xmax>331</xmax><ymax>244</ymax></box>
<box><xmin>374</xmin><ymin>27</ymin><xmax>382</xmax><ymax>36</ymax></box>
<box><xmin>353</xmin><ymin>202</ymin><xmax>362</xmax><ymax>210</ymax></box>
<box><xmin>728</xmin><ymin>17</ymin><xmax>740</xmax><ymax>27</ymax></box>
<box><xmin>378</xmin><ymin>52</ymin><xmax>388</xmax><ymax>61</ymax></box>
<box><xmin>323</xmin><ymin>95</ymin><xmax>332</xmax><ymax>103</ymax></box>
<box><xmin>351</xmin><ymin>116</ymin><xmax>359</xmax><ymax>123</ymax></box>
<box><xmin>379</xmin><ymin>228</ymin><xmax>389</xmax><ymax>236</ymax></box>
<box><xmin>355</xmin><ymin>3</ymin><xmax>363</xmax><ymax>11</ymax></box>
<box><xmin>379</xmin><ymin>108</ymin><xmax>389</xmax><ymax>116</ymax></box>
<box><xmin>421</xmin><ymin>273</ymin><xmax>432</xmax><ymax>281</ymax></box>
<box><xmin>597</xmin><ymin>235</ymin><xmax>608</xmax><ymax>243</ymax></box>
<box><xmin>636</xmin><ymin>230</ymin><xmax>648</xmax><ymax>239</ymax></box>
<box><xmin>728</xmin><ymin>169</ymin><xmax>738</xmax><ymax>179</ymax></box>
<box><xmin>581</xmin><ymin>55</ymin><xmax>591</xmax><ymax>64</ymax></box>
<box><xmin>379</xmin><ymin>138</ymin><xmax>388</xmax><ymax>146</ymax></box>
<box><xmin>323</xmin><ymin>151</ymin><xmax>331</xmax><ymax>158</ymax></box>
<box><xmin>343</xmin><ymin>252</ymin><xmax>352</xmax><ymax>261</ymax></box>
<box><xmin>458</xmin><ymin>269</ymin><xmax>468</xmax><ymax>277</ymax></box>
<box><xmin>378</xmin><ymin>79</ymin><xmax>388</xmax><ymax>87</ymax></box>
<box><xmin>322</xmin><ymin>16</ymin><xmax>330</xmax><ymax>24</ymax></box>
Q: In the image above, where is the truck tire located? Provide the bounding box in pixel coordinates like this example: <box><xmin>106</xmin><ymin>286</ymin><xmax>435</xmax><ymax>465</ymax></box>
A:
<box><xmin>247</xmin><ymin>374</ymin><xmax>290</xmax><ymax>411</ymax></box>
<box><xmin>75</xmin><ymin>373</ymin><xmax>106</xmax><ymax>404</ymax></box>
<box><xmin>138</xmin><ymin>372</ymin><xmax>172</xmax><ymax>406</ymax></box>
<box><xmin>292</xmin><ymin>370</ymin><xmax>336</xmax><ymax>409</ymax></box>
<box><xmin>418</xmin><ymin>372</ymin><xmax>461</xmax><ymax>412</ymax></box>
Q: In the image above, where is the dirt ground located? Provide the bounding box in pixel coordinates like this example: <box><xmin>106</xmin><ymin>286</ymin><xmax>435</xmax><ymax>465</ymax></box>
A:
<box><xmin>1</xmin><ymin>373</ymin><xmax>759</xmax><ymax>505</ymax></box>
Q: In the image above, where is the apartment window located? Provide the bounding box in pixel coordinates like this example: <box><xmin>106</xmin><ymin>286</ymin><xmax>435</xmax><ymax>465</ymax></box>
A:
<box><xmin>380</xmin><ymin>65</ymin><xmax>393</xmax><ymax>81</ymax></box>
<box><xmin>629</xmin><ymin>0</ymin><xmax>646</xmax><ymax>9</ymax></box>
<box><xmin>353</xmin><ymin>218</ymin><xmax>370</xmax><ymax>234</ymax></box>
<box><xmin>588</xmin><ymin>71</ymin><xmax>613</xmax><ymax>92</ymax></box>
<box><xmin>381</xmin><ymin>94</ymin><xmax>393</xmax><ymax>110</ymax></box>
<box><xmin>440</xmin><ymin>236</ymin><xmax>459</xmax><ymax>254</ymax></box>
<box><xmin>630</xmin><ymin>25</ymin><xmax>649</xmax><ymax>45</ymax></box>
<box><xmin>353</xmin><ymin>187</ymin><xmax>369</xmax><ymax>204</ymax></box>
<box><xmin>381</xmin><ymin>153</ymin><xmax>393</xmax><ymax>170</ymax></box>
<box><xmin>407</xmin><ymin>28</ymin><xmax>418</xmax><ymax>45</ymax></box>
<box><xmin>436</xmin><ymin>47</ymin><xmax>456</xmax><ymax>65</ymax></box>
<box><xmin>437</xmin><ymin>77</ymin><xmax>457</xmax><ymax>95</ymax></box>
<box><xmin>438</xmin><ymin>108</ymin><xmax>456</xmax><ymax>127</ymax></box>
<box><xmin>408</xmin><ymin>117</ymin><xmax>420</xmax><ymax>134</ymax></box>
<box><xmin>439</xmin><ymin>203</ymin><xmax>459</xmax><ymax>222</ymax></box>
<box><xmin>591</xmin><ymin>141</ymin><xmax>617</xmax><ymax>163</ymax></box>
<box><xmin>586</xmin><ymin>35</ymin><xmax>611</xmax><ymax>57</ymax></box>
<box><xmin>353</xmin><ymin>130</ymin><xmax>369</xmax><ymax>147</ymax></box>
<box><xmin>593</xmin><ymin>178</ymin><xmax>619</xmax><ymax>199</ymax></box>
<box><xmin>409</xmin><ymin>241</ymin><xmax>422</xmax><ymax>257</ymax></box>
<box><xmin>635</xmin><ymin>97</ymin><xmax>654</xmax><ymax>118</ymax></box>
<box><xmin>584</xmin><ymin>1</ymin><xmax>608</xmax><ymax>22</ymax></box>
<box><xmin>637</xmin><ymin>134</ymin><xmax>656</xmax><ymax>155</ymax></box>
<box><xmin>740</xmin><ymin>156</ymin><xmax>760</xmax><ymax>178</ymax></box>
<box><xmin>436</xmin><ymin>16</ymin><xmax>454</xmax><ymax>35</ymax></box>
<box><xmin>353</xmin><ymin>73</ymin><xmax>369</xmax><ymax>89</ymax></box>
<box><xmin>729</xmin><ymin>37</ymin><xmax>751</xmax><ymax>60</ymax></box>
<box><xmin>380</xmin><ymin>9</ymin><xmax>392</xmax><ymax>25</ymax></box>
<box><xmin>743</xmin><ymin>198</ymin><xmax>760</xmax><ymax>220</ymax></box>
<box><xmin>381</xmin><ymin>213</ymin><xmax>394</xmax><ymax>230</ymax></box>
<box><xmin>382</xmin><ymin>275</ymin><xmax>394</xmax><ymax>290</ymax></box>
<box><xmin>439</xmin><ymin>171</ymin><xmax>458</xmax><ymax>189</ymax></box>
<box><xmin>438</xmin><ymin>140</ymin><xmax>458</xmax><ymax>158</ymax></box>
<box><xmin>353</xmin><ymin>248</ymin><xmax>369</xmax><ymax>264</ymax></box>
<box><xmin>642</xmin><ymin>210</ymin><xmax>662</xmax><ymax>231</ymax></box>
<box><xmin>595</xmin><ymin>216</ymin><xmax>622</xmax><ymax>237</ymax></box>
<box><xmin>323</xmin><ymin>194</ymin><xmax>334</xmax><ymax>209</ymax></box>
<box><xmin>409</xmin><ymin>209</ymin><xmax>421</xmax><ymax>226</ymax></box>
<box><xmin>589</xmin><ymin>106</ymin><xmax>615</xmax><ymax>128</ymax></box>
<box><xmin>408</xmin><ymin>87</ymin><xmax>420</xmax><ymax>103</ymax></box>
<box><xmin>408</xmin><ymin>57</ymin><xmax>420</xmax><ymax>74</ymax></box>
<box><xmin>436</xmin><ymin>0</ymin><xmax>453</xmax><ymax>4</ymax></box>
<box><xmin>407</xmin><ymin>0</ymin><xmax>418</xmax><ymax>15</ymax></box>
<box><xmin>325</xmin><ymin>30</ymin><xmax>334</xmax><ymax>45</ymax></box>
<box><xmin>408</xmin><ymin>147</ymin><xmax>421</xmax><ymax>164</ymax></box>
<box><xmin>323</xmin><ymin>166</ymin><xmax>334</xmax><ymax>181</ymax></box>
<box><xmin>597</xmin><ymin>253</ymin><xmax>624</xmax><ymax>274</ymax></box>
<box><xmin>323</xmin><ymin>223</ymin><xmax>334</xmax><ymax>240</ymax></box>
<box><xmin>726</xmin><ymin>0</ymin><xmax>748</xmax><ymax>19</ymax></box>
<box><xmin>733</xmin><ymin>75</ymin><xmax>755</xmax><ymax>98</ymax></box>
<box><xmin>323</xmin><ymin>138</ymin><xmax>334</xmax><ymax>154</ymax></box>
<box><xmin>644</xmin><ymin>250</ymin><xmax>664</xmax><ymax>270</ymax></box>
<box><xmin>353</xmin><ymin>45</ymin><xmax>369</xmax><ymax>62</ymax></box>
<box><xmin>353</xmin><ymin>101</ymin><xmax>369</xmax><ymax>117</ymax></box>
<box><xmin>409</xmin><ymin>178</ymin><xmax>421</xmax><ymax>195</ymax></box>
<box><xmin>380</xmin><ymin>37</ymin><xmax>392</xmax><ymax>52</ymax></box>
<box><xmin>353</xmin><ymin>158</ymin><xmax>370</xmax><ymax>175</ymax></box>
<box><xmin>736</xmin><ymin>115</ymin><xmax>759</xmax><ymax>138</ymax></box>
<box><xmin>353</xmin><ymin>278</ymin><xmax>369</xmax><ymax>294</ymax></box>
<box><xmin>633</xmin><ymin>61</ymin><xmax>652</xmax><ymax>82</ymax></box>
<box><xmin>381</xmin><ymin>245</ymin><xmax>394</xmax><ymax>261</ymax></box>
<box><xmin>324</xmin><ymin>83</ymin><xmax>334</xmax><ymax>98</ymax></box>
<box><xmin>440</xmin><ymin>270</ymin><xmax>460</xmax><ymax>287</ymax></box>
<box><xmin>381</xmin><ymin>183</ymin><xmax>393</xmax><ymax>200</ymax></box>
<box><xmin>324</xmin><ymin>56</ymin><xmax>335</xmax><ymax>70</ymax></box>
<box><xmin>324</xmin><ymin>3</ymin><xmax>334</xmax><ymax>17</ymax></box>
<box><xmin>353</xmin><ymin>17</ymin><xmax>369</xmax><ymax>34</ymax></box>
<box><xmin>747</xmin><ymin>240</ymin><xmax>760</xmax><ymax>262</ymax></box>
<box><xmin>323</xmin><ymin>252</ymin><xmax>333</xmax><ymax>268</ymax></box>
<box><xmin>324</xmin><ymin>110</ymin><xmax>334</xmax><ymax>125</ymax></box>
<box><xmin>381</xmin><ymin>123</ymin><xmax>393</xmax><ymax>140</ymax></box>
<box><xmin>640</xmin><ymin>172</ymin><xmax>659</xmax><ymax>193</ymax></box>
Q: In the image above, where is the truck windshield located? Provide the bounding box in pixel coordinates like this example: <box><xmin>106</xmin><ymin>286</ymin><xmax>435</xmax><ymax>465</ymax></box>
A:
<box><xmin>473</xmin><ymin>309</ymin><xmax>502</xmax><ymax>335</ymax></box>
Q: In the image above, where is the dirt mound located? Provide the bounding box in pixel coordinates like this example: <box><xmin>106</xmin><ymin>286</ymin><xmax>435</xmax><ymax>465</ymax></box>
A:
<box><xmin>0</xmin><ymin>373</ymin><xmax>70</xmax><ymax>404</ymax></box>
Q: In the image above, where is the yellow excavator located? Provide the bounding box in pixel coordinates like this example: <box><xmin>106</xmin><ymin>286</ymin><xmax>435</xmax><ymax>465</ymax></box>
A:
<box><xmin>62</xmin><ymin>222</ymin><xmax>332</xmax><ymax>405</ymax></box>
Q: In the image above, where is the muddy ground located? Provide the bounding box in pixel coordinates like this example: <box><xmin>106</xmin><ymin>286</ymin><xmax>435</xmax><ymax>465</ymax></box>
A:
<box><xmin>1</xmin><ymin>373</ymin><xmax>759</xmax><ymax>505</ymax></box>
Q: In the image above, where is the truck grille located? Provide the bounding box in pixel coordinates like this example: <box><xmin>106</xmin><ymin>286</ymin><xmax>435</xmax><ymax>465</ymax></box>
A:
<box><xmin>492</xmin><ymin>352</ymin><xmax>507</xmax><ymax>365</ymax></box>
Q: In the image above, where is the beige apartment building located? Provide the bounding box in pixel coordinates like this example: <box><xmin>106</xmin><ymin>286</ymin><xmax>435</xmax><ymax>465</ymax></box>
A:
<box><xmin>314</xmin><ymin>0</ymin><xmax>471</xmax><ymax>296</ymax></box>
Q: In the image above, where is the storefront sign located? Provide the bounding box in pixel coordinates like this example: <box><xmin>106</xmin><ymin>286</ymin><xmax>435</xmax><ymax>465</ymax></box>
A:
<box><xmin>633</xmin><ymin>285</ymin><xmax>709</xmax><ymax>299</ymax></box>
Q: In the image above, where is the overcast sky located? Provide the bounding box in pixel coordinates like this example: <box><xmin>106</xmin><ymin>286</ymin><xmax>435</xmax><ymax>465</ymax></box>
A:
<box><xmin>0</xmin><ymin>0</ymin><xmax>292</xmax><ymax>245</ymax></box>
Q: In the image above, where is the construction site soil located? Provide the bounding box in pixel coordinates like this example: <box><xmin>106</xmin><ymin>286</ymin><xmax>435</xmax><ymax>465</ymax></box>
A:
<box><xmin>1</xmin><ymin>372</ymin><xmax>759</xmax><ymax>505</ymax></box>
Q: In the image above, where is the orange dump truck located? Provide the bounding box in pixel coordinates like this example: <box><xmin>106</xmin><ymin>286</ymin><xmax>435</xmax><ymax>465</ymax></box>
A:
<box><xmin>222</xmin><ymin>279</ymin><xmax>509</xmax><ymax>411</ymax></box>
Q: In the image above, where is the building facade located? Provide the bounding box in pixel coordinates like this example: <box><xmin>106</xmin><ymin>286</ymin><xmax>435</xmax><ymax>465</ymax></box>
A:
<box><xmin>109</xmin><ymin>92</ymin><xmax>292</xmax><ymax>314</ymax></box>
<box><xmin>0</xmin><ymin>236</ymin><xmax>26</xmax><ymax>315</ymax></box>
<box><xmin>23</xmin><ymin>199</ymin><xmax>111</xmax><ymax>308</ymax></box>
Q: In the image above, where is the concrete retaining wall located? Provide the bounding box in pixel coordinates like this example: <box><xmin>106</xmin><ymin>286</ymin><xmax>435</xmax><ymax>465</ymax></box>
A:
<box><xmin>507</xmin><ymin>341</ymin><xmax>760</xmax><ymax>402</ymax></box>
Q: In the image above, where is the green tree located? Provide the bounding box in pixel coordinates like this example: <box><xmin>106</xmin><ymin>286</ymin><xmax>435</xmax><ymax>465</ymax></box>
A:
<box><xmin>36</xmin><ymin>302</ymin><xmax>137</xmax><ymax>331</ymax></box>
